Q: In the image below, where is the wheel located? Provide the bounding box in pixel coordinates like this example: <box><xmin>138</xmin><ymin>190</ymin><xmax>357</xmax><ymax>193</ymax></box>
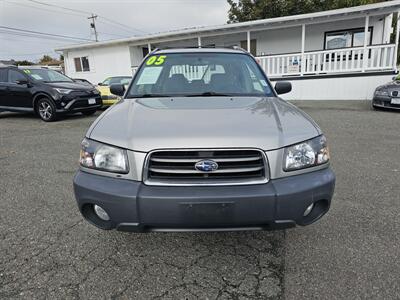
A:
<box><xmin>36</xmin><ymin>98</ymin><xmax>57</xmax><ymax>122</ymax></box>
<box><xmin>81</xmin><ymin>110</ymin><xmax>97</xmax><ymax>116</ymax></box>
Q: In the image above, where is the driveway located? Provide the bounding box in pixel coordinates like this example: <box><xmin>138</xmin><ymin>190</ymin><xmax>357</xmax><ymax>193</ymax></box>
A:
<box><xmin>0</xmin><ymin>101</ymin><xmax>399</xmax><ymax>299</ymax></box>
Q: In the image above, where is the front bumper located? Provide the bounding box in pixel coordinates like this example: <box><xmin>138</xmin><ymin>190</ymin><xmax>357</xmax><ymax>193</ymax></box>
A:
<box><xmin>372</xmin><ymin>96</ymin><xmax>400</xmax><ymax>110</ymax></box>
<box><xmin>73</xmin><ymin>167</ymin><xmax>335</xmax><ymax>232</ymax></box>
<box><xmin>101</xmin><ymin>95</ymin><xmax>119</xmax><ymax>106</ymax></box>
<box><xmin>57</xmin><ymin>96</ymin><xmax>103</xmax><ymax>113</ymax></box>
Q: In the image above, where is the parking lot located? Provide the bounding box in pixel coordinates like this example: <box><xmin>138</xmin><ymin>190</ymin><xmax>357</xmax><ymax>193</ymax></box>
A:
<box><xmin>0</xmin><ymin>100</ymin><xmax>399</xmax><ymax>299</ymax></box>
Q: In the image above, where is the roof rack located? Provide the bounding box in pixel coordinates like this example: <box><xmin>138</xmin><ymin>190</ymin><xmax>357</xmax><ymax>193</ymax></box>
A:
<box><xmin>150</xmin><ymin>45</ymin><xmax>249</xmax><ymax>53</ymax></box>
<box><xmin>0</xmin><ymin>64</ymin><xmax>17</xmax><ymax>68</ymax></box>
<box><xmin>17</xmin><ymin>65</ymin><xmax>50</xmax><ymax>69</ymax></box>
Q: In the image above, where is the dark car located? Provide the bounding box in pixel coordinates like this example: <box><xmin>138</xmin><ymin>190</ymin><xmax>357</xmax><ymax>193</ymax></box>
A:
<box><xmin>0</xmin><ymin>66</ymin><xmax>102</xmax><ymax>121</ymax></box>
<box><xmin>372</xmin><ymin>76</ymin><xmax>400</xmax><ymax>110</ymax></box>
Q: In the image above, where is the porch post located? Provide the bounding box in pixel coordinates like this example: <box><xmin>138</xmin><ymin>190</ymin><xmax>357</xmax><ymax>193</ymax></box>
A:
<box><xmin>393</xmin><ymin>12</ymin><xmax>400</xmax><ymax>70</ymax></box>
<box><xmin>247</xmin><ymin>31</ymin><xmax>251</xmax><ymax>52</ymax></box>
<box><xmin>301</xmin><ymin>24</ymin><xmax>305</xmax><ymax>76</ymax></box>
<box><xmin>197</xmin><ymin>36</ymin><xmax>202</xmax><ymax>47</ymax></box>
<box><xmin>362</xmin><ymin>15</ymin><xmax>369</xmax><ymax>72</ymax></box>
<box><xmin>148</xmin><ymin>43</ymin><xmax>152</xmax><ymax>52</ymax></box>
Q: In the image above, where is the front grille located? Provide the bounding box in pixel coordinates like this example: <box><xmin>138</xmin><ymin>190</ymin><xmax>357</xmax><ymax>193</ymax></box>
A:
<box><xmin>144</xmin><ymin>149</ymin><xmax>269</xmax><ymax>186</ymax></box>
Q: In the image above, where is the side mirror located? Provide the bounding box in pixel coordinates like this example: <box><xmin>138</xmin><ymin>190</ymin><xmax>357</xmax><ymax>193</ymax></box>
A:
<box><xmin>110</xmin><ymin>84</ymin><xmax>125</xmax><ymax>96</ymax></box>
<box><xmin>392</xmin><ymin>76</ymin><xmax>398</xmax><ymax>81</ymax></box>
<box><xmin>274</xmin><ymin>81</ymin><xmax>292</xmax><ymax>95</ymax></box>
<box><xmin>16</xmin><ymin>79</ymin><xmax>29</xmax><ymax>85</ymax></box>
<box><xmin>97</xmin><ymin>82</ymin><xmax>103</xmax><ymax>86</ymax></box>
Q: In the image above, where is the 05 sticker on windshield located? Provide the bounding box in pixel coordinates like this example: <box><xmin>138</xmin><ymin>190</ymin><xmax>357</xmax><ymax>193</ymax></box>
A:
<box><xmin>146</xmin><ymin>55</ymin><xmax>167</xmax><ymax>66</ymax></box>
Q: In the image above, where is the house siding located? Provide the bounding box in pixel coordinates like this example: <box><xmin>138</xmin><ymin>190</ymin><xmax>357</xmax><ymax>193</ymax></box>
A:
<box><xmin>65</xmin><ymin>44</ymin><xmax>132</xmax><ymax>84</ymax></box>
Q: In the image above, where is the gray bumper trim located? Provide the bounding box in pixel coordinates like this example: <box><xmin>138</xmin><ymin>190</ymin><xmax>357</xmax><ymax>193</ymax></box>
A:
<box><xmin>73</xmin><ymin>167</ymin><xmax>335</xmax><ymax>231</ymax></box>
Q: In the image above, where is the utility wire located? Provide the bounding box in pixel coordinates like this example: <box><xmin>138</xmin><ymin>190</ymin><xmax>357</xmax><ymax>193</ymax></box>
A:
<box><xmin>4</xmin><ymin>0</ymin><xmax>85</xmax><ymax>18</ymax></box>
<box><xmin>4</xmin><ymin>1</ymin><xmax>122</xmax><ymax>41</ymax></box>
<box><xmin>97</xmin><ymin>31</ymin><xmax>131</xmax><ymax>38</ymax></box>
<box><xmin>0</xmin><ymin>30</ymin><xmax>77</xmax><ymax>42</ymax></box>
<box><xmin>0</xmin><ymin>34</ymin><xmax>66</xmax><ymax>44</ymax></box>
<box><xmin>25</xmin><ymin>0</ymin><xmax>147</xmax><ymax>34</ymax></box>
<box><xmin>0</xmin><ymin>33</ymin><xmax>81</xmax><ymax>43</ymax></box>
<box><xmin>0</xmin><ymin>51</ymin><xmax>57</xmax><ymax>56</ymax></box>
<box><xmin>97</xmin><ymin>17</ymin><xmax>147</xmax><ymax>34</ymax></box>
<box><xmin>0</xmin><ymin>26</ymin><xmax>93</xmax><ymax>41</ymax></box>
<box><xmin>27</xmin><ymin>0</ymin><xmax>90</xmax><ymax>15</ymax></box>
<box><xmin>95</xmin><ymin>19</ymin><xmax>144</xmax><ymax>35</ymax></box>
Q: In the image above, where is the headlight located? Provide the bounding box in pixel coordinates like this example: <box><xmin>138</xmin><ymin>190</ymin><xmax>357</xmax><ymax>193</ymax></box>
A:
<box><xmin>55</xmin><ymin>88</ymin><xmax>73</xmax><ymax>94</ymax></box>
<box><xmin>374</xmin><ymin>90</ymin><xmax>389</xmax><ymax>97</ymax></box>
<box><xmin>79</xmin><ymin>138</ymin><xmax>129</xmax><ymax>174</ymax></box>
<box><xmin>283</xmin><ymin>135</ymin><xmax>330</xmax><ymax>171</ymax></box>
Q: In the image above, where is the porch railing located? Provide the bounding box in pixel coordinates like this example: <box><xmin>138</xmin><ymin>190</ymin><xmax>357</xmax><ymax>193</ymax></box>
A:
<box><xmin>257</xmin><ymin>44</ymin><xmax>396</xmax><ymax>78</ymax></box>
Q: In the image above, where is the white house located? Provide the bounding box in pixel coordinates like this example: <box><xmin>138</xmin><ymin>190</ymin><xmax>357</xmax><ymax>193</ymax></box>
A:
<box><xmin>56</xmin><ymin>1</ymin><xmax>400</xmax><ymax>100</ymax></box>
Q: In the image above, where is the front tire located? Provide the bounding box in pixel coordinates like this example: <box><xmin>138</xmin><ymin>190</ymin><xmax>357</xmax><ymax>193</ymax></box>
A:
<box><xmin>81</xmin><ymin>110</ymin><xmax>97</xmax><ymax>116</ymax></box>
<box><xmin>36</xmin><ymin>98</ymin><xmax>57</xmax><ymax>122</ymax></box>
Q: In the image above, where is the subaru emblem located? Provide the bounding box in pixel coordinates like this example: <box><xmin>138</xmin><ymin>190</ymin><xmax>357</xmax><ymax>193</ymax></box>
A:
<box><xmin>195</xmin><ymin>160</ymin><xmax>219</xmax><ymax>172</ymax></box>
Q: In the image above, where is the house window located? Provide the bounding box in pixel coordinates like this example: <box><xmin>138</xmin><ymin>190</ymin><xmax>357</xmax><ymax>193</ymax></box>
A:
<box><xmin>324</xmin><ymin>27</ymin><xmax>373</xmax><ymax>50</ymax></box>
<box><xmin>74</xmin><ymin>56</ymin><xmax>90</xmax><ymax>72</ymax></box>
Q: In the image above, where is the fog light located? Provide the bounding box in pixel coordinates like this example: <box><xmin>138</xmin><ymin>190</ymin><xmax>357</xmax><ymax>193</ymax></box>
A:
<box><xmin>94</xmin><ymin>205</ymin><xmax>110</xmax><ymax>221</ymax></box>
<box><xmin>303</xmin><ymin>203</ymin><xmax>314</xmax><ymax>217</ymax></box>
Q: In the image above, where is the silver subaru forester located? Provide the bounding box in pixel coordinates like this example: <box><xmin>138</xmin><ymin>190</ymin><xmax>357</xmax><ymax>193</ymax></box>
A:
<box><xmin>73</xmin><ymin>47</ymin><xmax>335</xmax><ymax>232</ymax></box>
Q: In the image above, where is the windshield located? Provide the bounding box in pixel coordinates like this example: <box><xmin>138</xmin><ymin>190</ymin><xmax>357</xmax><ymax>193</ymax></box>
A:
<box><xmin>128</xmin><ymin>53</ymin><xmax>273</xmax><ymax>98</ymax></box>
<box><xmin>23</xmin><ymin>69</ymin><xmax>73</xmax><ymax>82</ymax></box>
<box><xmin>102</xmin><ymin>77</ymin><xmax>131</xmax><ymax>86</ymax></box>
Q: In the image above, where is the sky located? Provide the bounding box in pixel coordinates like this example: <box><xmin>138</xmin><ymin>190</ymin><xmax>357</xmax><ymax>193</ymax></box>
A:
<box><xmin>0</xmin><ymin>0</ymin><xmax>230</xmax><ymax>61</ymax></box>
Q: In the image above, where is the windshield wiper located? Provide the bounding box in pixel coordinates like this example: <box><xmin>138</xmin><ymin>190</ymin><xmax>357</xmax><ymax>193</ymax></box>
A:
<box><xmin>131</xmin><ymin>92</ymin><xmax>234</xmax><ymax>98</ymax></box>
<box><xmin>186</xmin><ymin>92</ymin><xmax>233</xmax><ymax>97</ymax></box>
<box><xmin>133</xmin><ymin>94</ymin><xmax>174</xmax><ymax>98</ymax></box>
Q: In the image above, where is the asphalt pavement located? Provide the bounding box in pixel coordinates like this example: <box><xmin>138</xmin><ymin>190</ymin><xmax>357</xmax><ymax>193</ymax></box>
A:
<box><xmin>0</xmin><ymin>101</ymin><xmax>399</xmax><ymax>299</ymax></box>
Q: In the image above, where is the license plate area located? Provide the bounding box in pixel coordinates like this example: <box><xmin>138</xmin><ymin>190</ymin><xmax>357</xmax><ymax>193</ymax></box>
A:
<box><xmin>88</xmin><ymin>98</ymin><xmax>96</xmax><ymax>105</ymax></box>
<box><xmin>180</xmin><ymin>202</ymin><xmax>234</xmax><ymax>223</ymax></box>
<box><xmin>391</xmin><ymin>98</ymin><xmax>400</xmax><ymax>105</ymax></box>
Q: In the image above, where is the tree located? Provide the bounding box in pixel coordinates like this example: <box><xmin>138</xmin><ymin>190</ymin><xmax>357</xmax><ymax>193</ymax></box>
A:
<box><xmin>227</xmin><ymin>0</ymin><xmax>387</xmax><ymax>23</ymax></box>
<box><xmin>39</xmin><ymin>55</ymin><xmax>55</xmax><ymax>64</ymax></box>
<box><xmin>14</xmin><ymin>60</ymin><xmax>34</xmax><ymax>66</ymax></box>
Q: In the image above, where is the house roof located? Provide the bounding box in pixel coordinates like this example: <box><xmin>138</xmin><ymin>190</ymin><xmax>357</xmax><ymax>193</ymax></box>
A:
<box><xmin>56</xmin><ymin>1</ymin><xmax>400</xmax><ymax>52</ymax></box>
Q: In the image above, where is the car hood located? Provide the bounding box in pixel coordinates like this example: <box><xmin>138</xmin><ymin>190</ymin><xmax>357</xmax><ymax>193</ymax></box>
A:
<box><xmin>377</xmin><ymin>80</ymin><xmax>400</xmax><ymax>90</ymax></box>
<box><xmin>44</xmin><ymin>81</ymin><xmax>94</xmax><ymax>90</ymax></box>
<box><xmin>88</xmin><ymin>97</ymin><xmax>321</xmax><ymax>152</ymax></box>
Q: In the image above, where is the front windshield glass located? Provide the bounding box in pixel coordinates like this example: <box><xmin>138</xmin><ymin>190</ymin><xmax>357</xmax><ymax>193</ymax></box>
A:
<box><xmin>23</xmin><ymin>69</ymin><xmax>73</xmax><ymax>83</ymax></box>
<box><xmin>128</xmin><ymin>53</ymin><xmax>273</xmax><ymax>97</ymax></box>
